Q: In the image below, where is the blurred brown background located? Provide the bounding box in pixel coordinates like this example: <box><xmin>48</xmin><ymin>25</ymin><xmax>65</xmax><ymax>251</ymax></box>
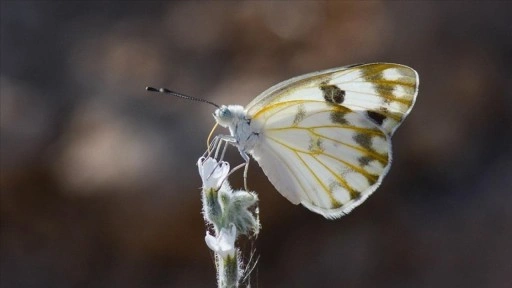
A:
<box><xmin>1</xmin><ymin>2</ymin><xmax>511</xmax><ymax>288</ymax></box>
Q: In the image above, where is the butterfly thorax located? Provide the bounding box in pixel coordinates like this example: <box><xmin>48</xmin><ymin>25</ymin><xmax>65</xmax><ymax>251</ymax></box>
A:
<box><xmin>213</xmin><ymin>105</ymin><xmax>259</xmax><ymax>153</ymax></box>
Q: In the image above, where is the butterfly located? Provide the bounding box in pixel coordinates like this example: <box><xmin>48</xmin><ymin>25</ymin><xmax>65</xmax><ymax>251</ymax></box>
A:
<box><xmin>149</xmin><ymin>63</ymin><xmax>419</xmax><ymax>219</ymax></box>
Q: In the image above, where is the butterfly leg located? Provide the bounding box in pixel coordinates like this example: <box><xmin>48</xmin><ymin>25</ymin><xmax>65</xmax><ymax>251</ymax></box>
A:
<box><xmin>222</xmin><ymin>149</ymin><xmax>250</xmax><ymax>190</ymax></box>
<box><xmin>201</xmin><ymin>135</ymin><xmax>236</xmax><ymax>181</ymax></box>
<box><xmin>202</xmin><ymin>134</ymin><xmax>251</xmax><ymax>191</ymax></box>
<box><xmin>239</xmin><ymin>150</ymin><xmax>250</xmax><ymax>191</ymax></box>
<box><xmin>202</xmin><ymin>135</ymin><xmax>220</xmax><ymax>159</ymax></box>
<box><xmin>203</xmin><ymin>135</ymin><xmax>235</xmax><ymax>159</ymax></box>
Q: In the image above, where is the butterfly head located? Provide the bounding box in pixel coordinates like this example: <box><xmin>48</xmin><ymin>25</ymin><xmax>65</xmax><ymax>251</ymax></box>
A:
<box><xmin>213</xmin><ymin>105</ymin><xmax>246</xmax><ymax>128</ymax></box>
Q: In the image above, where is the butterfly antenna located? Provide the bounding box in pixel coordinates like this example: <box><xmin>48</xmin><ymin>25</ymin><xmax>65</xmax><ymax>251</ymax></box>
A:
<box><xmin>146</xmin><ymin>86</ymin><xmax>220</xmax><ymax>108</ymax></box>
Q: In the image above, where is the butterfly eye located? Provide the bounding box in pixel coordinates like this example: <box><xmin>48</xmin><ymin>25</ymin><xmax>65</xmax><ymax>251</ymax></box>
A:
<box><xmin>218</xmin><ymin>106</ymin><xmax>232</xmax><ymax>119</ymax></box>
<box><xmin>213</xmin><ymin>106</ymin><xmax>234</xmax><ymax>127</ymax></box>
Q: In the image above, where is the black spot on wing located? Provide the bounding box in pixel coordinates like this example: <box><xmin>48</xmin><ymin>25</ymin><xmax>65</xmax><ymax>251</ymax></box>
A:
<box><xmin>292</xmin><ymin>104</ymin><xmax>306</xmax><ymax>126</ymax></box>
<box><xmin>367</xmin><ymin>111</ymin><xmax>386</xmax><ymax>126</ymax></box>
<box><xmin>321</xmin><ymin>84</ymin><xmax>345</xmax><ymax>104</ymax></box>
<box><xmin>353</xmin><ymin>133</ymin><xmax>373</xmax><ymax>151</ymax></box>
<box><xmin>350</xmin><ymin>190</ymin><xmax>362</xmax><ymax>201</ymax></box>
<box><xmin>330</xmin><ymin>110</ymin><xmax>348</xmax><ymax>124</ymax></box>
<box><xmin>366</xmin><ymin>175</ymin><xmax>378</xmax><ymax>186</ymax></box>
<box><xmin>358</xmin><ymin>156</ymin><xmax>373</xmax><ymax>167</ymax></box>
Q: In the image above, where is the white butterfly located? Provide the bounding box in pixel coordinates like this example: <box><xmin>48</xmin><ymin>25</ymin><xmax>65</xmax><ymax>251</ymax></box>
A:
<box><xmin>150</xmin><ymin>63</ymin><xmax>419</xmax><ymax>219</ymax></box>
<box><xmin>210</xmin><ymin>63</ymin><xmax>419</xmax><ymax>219</ymax></box>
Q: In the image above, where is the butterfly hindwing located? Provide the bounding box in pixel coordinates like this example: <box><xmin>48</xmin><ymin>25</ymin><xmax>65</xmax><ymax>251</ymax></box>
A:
<box><xmin>250</xmin><ymin>100</ymin><xmax>391</xmax><ymax>218</ymax></box>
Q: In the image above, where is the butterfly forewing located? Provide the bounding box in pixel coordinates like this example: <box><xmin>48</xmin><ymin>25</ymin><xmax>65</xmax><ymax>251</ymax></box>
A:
<box><xmin>326</xmin><ymin>63</ymin><xmax>418</xmax><ymax>135</ymax></box>
<box><xmin>247</xmin><ymin>63</ymin><xmax>419</xmax><ymax>135</ymax></box>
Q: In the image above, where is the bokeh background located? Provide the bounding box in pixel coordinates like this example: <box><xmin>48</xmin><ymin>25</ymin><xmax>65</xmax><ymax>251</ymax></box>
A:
<box><xmin>1</xmin><ymin>2</ymin><xmax>511</xmax><ymax>287</ymax></box>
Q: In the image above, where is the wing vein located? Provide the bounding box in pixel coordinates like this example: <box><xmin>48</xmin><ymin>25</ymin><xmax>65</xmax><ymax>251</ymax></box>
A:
<box><xmin>268</xmin><ymin>126</ymin><xmax>383</xmax><ymax>136</ymax></box>
<box><xmin>293</xmin><ymin>151</ymin><xmax>337</xmax><ymax>207</ymax></box>
<box><xmin>308</xmin><ymin>152</ymin><xmax>356</xmax><ymax>198</ymax></box>
<box><xmin>266</xmin><ymin>134</ymin><xmax>380</xmax><ymax>183</ymax></box>
<box><xmin>263</xmin><ymin>140</ymin><xmax>314</xmax><ymax>204</ymax></box>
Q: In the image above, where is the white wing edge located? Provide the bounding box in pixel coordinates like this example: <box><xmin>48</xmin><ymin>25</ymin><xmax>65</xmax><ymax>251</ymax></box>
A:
<box><xmin>302</xmin><ymin>140</ymin><xmax>393</xmax><ymax>219</ymax></box>
<box><xmin>388</xmin><ymin>66</ymin><xmax>420</xmax><ymax>136</ymax></box>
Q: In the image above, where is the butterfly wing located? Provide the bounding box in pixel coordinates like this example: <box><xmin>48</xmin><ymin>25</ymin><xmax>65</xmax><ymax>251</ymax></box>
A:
<box><xmin>247</xmin><ymin>63</ymin><xmax>419</xmax><ymax>135</ymax></box>
<box><xmin>246</xmin><ymin>63</ymin><xmax>418</xmax><ymax>218</ymax></box>
<box><xmin>249</xmin><ymin>100</ymin><xmax>390</xmax><ymax>218</ymax></box>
